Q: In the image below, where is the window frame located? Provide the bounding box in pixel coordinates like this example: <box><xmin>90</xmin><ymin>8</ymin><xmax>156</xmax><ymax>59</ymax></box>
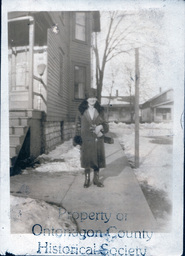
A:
<box><xmin>74</xmin><ymin>64</ymin><xmax>87</xmax><ymax>100</ymax></box>
<box><xmin>73</xmin><ymin>12</ymin><xmax>87</xmax><ymax>44</ymax></box>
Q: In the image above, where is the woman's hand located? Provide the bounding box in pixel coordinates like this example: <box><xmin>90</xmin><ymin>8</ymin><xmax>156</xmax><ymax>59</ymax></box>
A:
<box><xmin>95</xmin><ymin>125</ymin><xmax>103</xmax><ymax>135</ymax></box>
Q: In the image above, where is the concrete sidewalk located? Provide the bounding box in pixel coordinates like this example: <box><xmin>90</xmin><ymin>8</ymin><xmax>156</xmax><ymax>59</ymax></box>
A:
<box><xmin>10</xmin><ymin>135</ymin><xmax>159</xmax><ymax>232</ymax></box>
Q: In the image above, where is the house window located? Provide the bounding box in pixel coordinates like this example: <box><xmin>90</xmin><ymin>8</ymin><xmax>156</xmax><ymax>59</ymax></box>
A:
<box><xmin>75</xmin><ymin>12</ymin><xmax>86</xmax><ymax>41</ymax></box>
<box><xmin>156</xmin><ymin>108</ymin><xmax>171</xmax><ymax>120</ymax></box>
<box><xmin>9</xmin><ymin>47</ymin><xmax>29</xmax><ymax>91</ymax></box>
<box><xmin>74</xmin><ymin>65</ymin><xmax>85</xmax><ymax>99</ymax></box>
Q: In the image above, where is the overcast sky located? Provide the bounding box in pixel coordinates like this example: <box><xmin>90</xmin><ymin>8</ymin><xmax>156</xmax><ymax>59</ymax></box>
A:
<box><xmin>93</xmin><ymin>7</ymin><xmax>184</xmax><ymax>103</ymax></box>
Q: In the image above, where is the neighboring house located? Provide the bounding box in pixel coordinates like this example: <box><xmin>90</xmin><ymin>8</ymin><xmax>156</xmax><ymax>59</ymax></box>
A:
<box><xmin>140</xmin><ymin>88</ymin><xmax>174</xmax><ymax>123</ymax></box>
<box><xmin>101</xmin><ymin>92</ymin><xmax>135</xmax><ymax>123</ymax></box>
<box><xmin>8</xmin><ymin>11</ymin><xmax>100</xmax><ymax>174</ymax></box>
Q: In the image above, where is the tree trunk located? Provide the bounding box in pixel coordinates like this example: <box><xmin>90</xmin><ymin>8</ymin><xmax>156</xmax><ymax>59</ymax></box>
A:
<box><xmin>97</xmin><ymin>70</ymin><xmax>103</xmax><ymax>103</ymax></box>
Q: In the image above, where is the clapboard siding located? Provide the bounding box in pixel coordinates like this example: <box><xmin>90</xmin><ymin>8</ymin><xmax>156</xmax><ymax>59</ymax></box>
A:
<box><xmin>68</xmin><ymin>12</ymin><xmax>93</xmax><ymax>121</ymax></box>
<box><xmin>46</xmin><ymin>12</ymin><xmax>93</xmax><ymax>122</ymax></box>
<box><xmin>46</xmin><ymin>12</ymin><xmax>70</xmax><ymax>121</ymax></box>
<box><xmin>69</xmin><ymin>63</ymin><xmax>91</xmax><ymax>121</ymax></box>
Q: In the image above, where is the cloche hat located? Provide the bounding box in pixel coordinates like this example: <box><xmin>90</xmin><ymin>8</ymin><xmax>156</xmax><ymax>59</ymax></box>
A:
<box><xmin>86</xmin><ymin>88</ymin><xmax>97</xmax><ymax>99</ymax></box>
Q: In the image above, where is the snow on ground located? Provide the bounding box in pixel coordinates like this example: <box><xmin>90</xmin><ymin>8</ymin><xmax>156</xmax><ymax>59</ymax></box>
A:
<box><xmin>109</xmin><ymin>122</ymin><xmax>173</xmax><ymax>228</ymax></box>
<box><xmin>23</xmin><ymin>140</ymin><xmax>83</xmax><ymax>173</ymax></box>
<box><xmin>22</xmin><ymin>121</ymin><xmax>173</xmax><ymax>199</ymax></box>
<box><xmin>17</xmin><ymin>121</ymin><xmax>173</xmax><ymax>231</ymax></box>
<box><xmin>24</xmin><ymin>121</ymin><xmax>173</xmax><ymax>200</ymax></box>
<box><xmin>11</xmin><ymin>195</ymin><xmax>77</xmax><ymax>233</ymax></box>
<box><xmin>109</xmin><ymin>122</ymin><xmax>173</xmax><ymax>195</ymax></box>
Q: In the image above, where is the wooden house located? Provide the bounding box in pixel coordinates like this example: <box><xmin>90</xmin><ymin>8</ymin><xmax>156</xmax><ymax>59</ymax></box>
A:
<box><xmin>8</xmin><ymin>11</ymin><xmax>100</xmax><ymax>174</ymax></box>
<box><xmin>101</xmin><ymin>92</ymin><xmax>135</xmax><ymax>123</ymax></box>
<box><xmin>140</xmin><ymin>88</ymin><xmax>174</xmax><ymax>123</ymax></box>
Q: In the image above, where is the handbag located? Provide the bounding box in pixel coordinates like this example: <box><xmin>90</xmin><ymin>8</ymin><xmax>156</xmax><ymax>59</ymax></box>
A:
<box><xmin>104</xmin><ymin>134</ymin><xmax>114</xmax><ymax>144</ymax></box>
<box><xmin>73</xmin><ymin>135</ymin><xmax>82</xmax><ymax>146</ymax></box>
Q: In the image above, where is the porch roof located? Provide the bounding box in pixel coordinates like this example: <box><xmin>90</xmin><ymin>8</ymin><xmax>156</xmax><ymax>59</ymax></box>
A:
<box><xmin>8</xmin><ymin>12</ymin><xmax>54</xmax><ymax>47</ymax></box>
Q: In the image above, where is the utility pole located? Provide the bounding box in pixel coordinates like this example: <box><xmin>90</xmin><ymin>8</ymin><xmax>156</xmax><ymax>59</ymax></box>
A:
<box><xmin>107</xmin><ymin>71</ymin><xmax>114</xmax><ymax>121</ymax></box>
<box><xmin>135</xmin><ymin>48</ymin><xmax>140</xmax><ymax>168</ymax></box>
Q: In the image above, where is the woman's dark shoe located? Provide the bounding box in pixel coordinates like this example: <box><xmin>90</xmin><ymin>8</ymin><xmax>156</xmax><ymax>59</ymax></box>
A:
<box><xmin>93</xmin><ymin>171</ymin><xmax>104</xmax><ymax>187</ymax></box>
<box><xmin>84</xmin><ymin>169</ymin><xmax>90</xmax><ymax>188</ymax></box>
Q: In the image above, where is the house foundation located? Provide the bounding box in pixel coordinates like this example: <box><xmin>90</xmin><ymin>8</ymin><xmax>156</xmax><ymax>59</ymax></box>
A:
<box><xmin>43</xmin><ymin>121</ymin><xmax>75</xmax><ymax>153</ymax></box>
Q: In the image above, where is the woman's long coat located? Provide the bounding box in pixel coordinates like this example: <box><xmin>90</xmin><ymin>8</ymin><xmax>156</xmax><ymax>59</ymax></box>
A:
<box><xmin>75</xmin><ymin>100</ymin><xmax>109</xmax><ymax>169</ymax></box>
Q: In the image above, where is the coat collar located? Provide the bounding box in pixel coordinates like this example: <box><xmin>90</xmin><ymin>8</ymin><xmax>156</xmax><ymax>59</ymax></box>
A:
<box><xmin>78</xmin><ymin>99</ymin><xmax>104</xmax><ymax>115</ymax></box>
<box><xmin>84</xmin><ymin>109</ymin><xmax>99</xmax><ymax>123</ymax></box>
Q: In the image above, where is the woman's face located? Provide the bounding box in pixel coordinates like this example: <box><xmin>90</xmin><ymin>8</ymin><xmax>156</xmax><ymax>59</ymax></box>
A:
<box><xmin>87</xmin><ymin>97</ymin><xmax>97</xmax><ymax>106</ymax></box>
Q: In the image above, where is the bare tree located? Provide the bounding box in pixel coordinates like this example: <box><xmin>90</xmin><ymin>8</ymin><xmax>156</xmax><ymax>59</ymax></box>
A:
<box><xmin>92</xmin><ymin>10</ymin><xmax>164</xmax><ymax>103</ymax></box>
<box><xmin>93</xmin><ymin>11</ymin><xmax>134</xmax><ymax>102</ymax></box>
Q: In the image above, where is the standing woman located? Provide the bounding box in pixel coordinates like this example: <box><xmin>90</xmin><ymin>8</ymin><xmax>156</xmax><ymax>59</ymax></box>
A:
<box><xmin>73</xmin><ymin>88</ymin><xmax>109</xmax><ymax>188</ymax></box>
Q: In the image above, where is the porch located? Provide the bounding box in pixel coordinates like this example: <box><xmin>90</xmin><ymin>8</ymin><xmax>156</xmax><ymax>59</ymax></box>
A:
<box><xmin>8</xmin><ymin>12</ymin><xmax>52</xmax><ymax>174</ymax></box>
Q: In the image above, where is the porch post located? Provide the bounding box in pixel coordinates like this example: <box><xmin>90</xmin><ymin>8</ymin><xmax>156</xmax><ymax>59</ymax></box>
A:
<box><xmin>28</xmin><ymin>17</ymin><xmax>35</xmax><ymax>109</ymax></box>
<box><xmin>153</xmin><ymin>107</ymin><xmax>156</xmax><ymax>122</ymax></box>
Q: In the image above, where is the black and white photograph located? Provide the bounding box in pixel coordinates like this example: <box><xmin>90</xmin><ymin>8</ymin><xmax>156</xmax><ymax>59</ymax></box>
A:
<box><xmin>0</xmin><ymin>0</ymin><xmax>184</xmax><ymax>255</ymax></box>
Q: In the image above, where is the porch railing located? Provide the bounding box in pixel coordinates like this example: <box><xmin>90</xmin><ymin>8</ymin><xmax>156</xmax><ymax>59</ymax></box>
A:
<box><xmin>33</xmin><ymin>75</ymin><xmax>47</xmax><ymax>111</ymax></box>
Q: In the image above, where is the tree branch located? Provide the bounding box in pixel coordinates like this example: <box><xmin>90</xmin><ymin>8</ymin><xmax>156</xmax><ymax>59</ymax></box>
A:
<box><xmin>106</xmin><ymin>48</ymin><xmax>133</xmax><ymax>62</ymax></box>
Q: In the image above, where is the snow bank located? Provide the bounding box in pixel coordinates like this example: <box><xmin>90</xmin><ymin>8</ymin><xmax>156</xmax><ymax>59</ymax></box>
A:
<box><xmin>109</xmin><ymin>121</ymin><xmax>173</xmax><ymax>228</ymax></box>
<box><xmin>109</xmin><ymin>122</ymin><xmax>173</xmax><ymax>196</ymax></box>
<box><xmin>109</xmin><ymin>121</ymin><xmax>173</xmax><ymax>136</ymax></box>
<box><xmin>11</xmin><ymin>195</ymin><xmax>77</xmax><ymax>233</ymax></box>
<box><xmin>24</xmin><ymin>140</ymin><xmax>83</xmax><ymax>173</ymax></box>
<box><xmin>39</xmin><ymin>140</ymin><xmax>74</xmax><ymax>160</ymax></box>
<box><xmin>109</xmin><ymin>121</ymin><xmax>173</xmax><ymax>130</ymax></box>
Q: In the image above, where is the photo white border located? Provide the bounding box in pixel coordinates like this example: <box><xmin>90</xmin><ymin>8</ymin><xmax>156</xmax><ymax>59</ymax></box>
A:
<box><xmin>1</xmin><ymin>0</ymin><xmax>184</xmax><ymax>255</ymax></box>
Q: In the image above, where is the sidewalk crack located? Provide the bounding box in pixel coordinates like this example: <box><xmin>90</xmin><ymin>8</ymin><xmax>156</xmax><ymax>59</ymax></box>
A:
<box><xmin>60</xmin><ymin>174</ymin><xmax>77</xmax><ymax>204</ymax></box>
